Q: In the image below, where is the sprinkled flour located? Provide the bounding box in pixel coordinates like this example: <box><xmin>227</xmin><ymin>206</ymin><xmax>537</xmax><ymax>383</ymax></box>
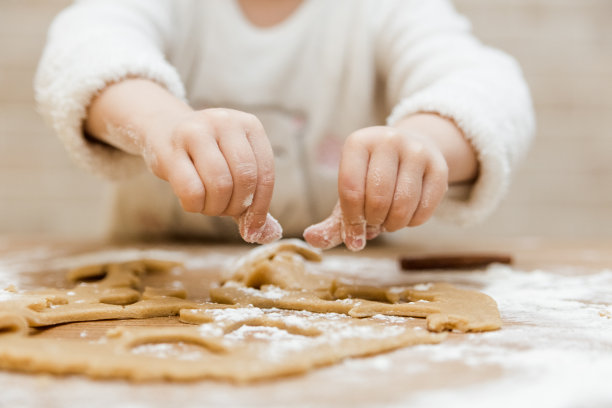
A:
<box><xmin>131</xmin><ymin>342</ymin><xmax>206</xmax><ymax>361</ymax></box>
<box><xmin>197</xmin><ymin>325</ymin><xmax>224</xmax><ymax>337</ymax></box>
<box><xmin>205</xmin><ymin>307</ymin><xmax>264</xmax><ymax>323</ymax></box>
<box><xmin>222</xmin><ymin>281</ymin><xmax>292</xmax><ymax>300</ymax></box>
<box><xmin>413</xmin><ymin>283</ymin><xmax>433</xmax><ymax>291</ymax></box>
<box><xmin>224</xmin><ymin>325</ymin><xmax>306</xmax><ymax>343</ymax></box>
<box><xmin>354</xmin><ymin>264</ymin><xmax>612</xmax><ymax>407</ymax></box>
<box><xmin>0</xmin><ymin>247</ymin><xmax>611</xmax><ymax>408</ymax></box>
<box><xmin>0</xmin><ymin>289</ymin><xmax>17</xmax><ymax>302</ymax></box>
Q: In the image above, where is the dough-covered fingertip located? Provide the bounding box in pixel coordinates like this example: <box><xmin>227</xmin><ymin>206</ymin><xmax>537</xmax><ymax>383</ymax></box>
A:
<box><xmin>256</xmin><ymin>214</ymin><xmax>283</xmax><ymax>244</ymax></box>
<box><xmin>303</xmin><ymin>221</ymin><xmax>342</xmax><ymax>250</ymax></box>
<box><xmin>342</xmin><ymin>218</ymin><xmax>367</xmax><ymax>252</ymax></box>
<box><xmin>303</xmin><ymin>224</ymin><xmax>322</xmax><ymax>247</ymax></box>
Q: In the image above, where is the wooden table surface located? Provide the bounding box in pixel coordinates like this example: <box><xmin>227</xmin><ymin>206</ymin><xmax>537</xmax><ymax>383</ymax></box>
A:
<box><xmin>0</xmin><ymin>237</ymin><xmax>611</xmax><ymax>408</ymax></box>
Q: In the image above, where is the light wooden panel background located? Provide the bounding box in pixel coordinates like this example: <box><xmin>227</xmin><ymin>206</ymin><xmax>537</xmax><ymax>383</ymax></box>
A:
<box><xmin>0</xmin><ymin>0</ymin><xmax>611</xmax><ymax>240</ymax></box>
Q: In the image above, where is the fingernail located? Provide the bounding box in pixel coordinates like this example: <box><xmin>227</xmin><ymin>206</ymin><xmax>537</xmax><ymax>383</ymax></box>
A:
<box><xmin>238</xmin><ymin>211</ymin><xmax>258</xmax><ymax>243</ymax></box>
<box><xmin>238</xmin><ymin>210</ymin><xmax>265</xmax><ymax>243</ymax></box>
<box><xmin>344</xmin><ymin>221</ymin><xmax>366</xmax><ymax>252</ymax></box>
<box><xmin>350</xmin><ymin>237</ymin><xmax>365</xmax><ymax>251</ymax></box>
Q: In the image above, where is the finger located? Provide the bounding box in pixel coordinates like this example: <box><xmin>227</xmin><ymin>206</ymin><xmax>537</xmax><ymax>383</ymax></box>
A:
<box><xmin>364</xmin><ymin>147</ymin><xmax>399</xmax><ymax>227</ymax></box>
<box><xmin>366</xmin><ymin>224</ymin><xmax>384</xmax><ymax>240</ymax></box>
<box><xmin>303</xmin><ymin>202</ymin><xmax>343</xmax><ymax>250</ymax></box>
<box><xmin>408</xmin><ymin>158</ymin><xmax>448</xmax><ymax>227</ymax></box>
<box><xmin>236</xmin><ymin>113</ymin><xmax>276</xmax><ymax>240</ymax></box>
<box><xmin>338</xmin><ymin>139</ymin><xmax>369</xmax><ymax>251</ymax></box>
<box><xmin>383</xmin><ymin>158</ymin><xmax>424</xmax><ymax>232</ymax></box>
<box><xmin>167</xmin><ymin>151</ymin><xmax>206</xmax><ymax>213</ymax></box>
<box><xmin>213</xmin><ymin>115</ymin><xmax>258</xmax><ymax>217</ymax></box>
<box><xmin>187</xmin><ymin>133</ymin><xmax>234</xmax><ymax>216</ymax></box>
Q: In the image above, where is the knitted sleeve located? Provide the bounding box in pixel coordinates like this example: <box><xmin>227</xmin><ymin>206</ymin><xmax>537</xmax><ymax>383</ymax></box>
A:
<box><xmin>35</xmin><ymin>0</ymin><xmax>186</xmax><ymax>180</ymax></box>
<box><xmin>375</xmin><ymin>0</ymin><xmax>535</xmax><ymax>225</ymax></box>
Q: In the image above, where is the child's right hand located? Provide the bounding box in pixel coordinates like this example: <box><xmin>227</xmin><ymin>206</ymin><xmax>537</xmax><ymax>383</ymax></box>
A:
<box><xmin>85</xmin><ymin>80</ymin><xmax>281</xmax><ymax>244</ymax></box>
<box><xmin>142</xmin><ymin>108</ymin><xmax>282</xmax><ymax>243</ymax></box>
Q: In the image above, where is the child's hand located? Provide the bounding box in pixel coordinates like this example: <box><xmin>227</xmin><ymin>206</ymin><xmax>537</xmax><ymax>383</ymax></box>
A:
<box><xmin>304</xmin><ymin>125</ymin><xmax>450</xmax><ymax>251</ymax></box>
<box><xmin>305</xmin><ymin>114</ymin><xmax>478</xmax><ymax>251</ymax></box>
<box><xmin>142</xmin><ymin>108</ymin><xmax>281</xmax><ymax>243</ymax></box>
<box><xmin>85</xmin><ymin>80</ymin><xmax>282</xmax><ymax>244</ymax></box>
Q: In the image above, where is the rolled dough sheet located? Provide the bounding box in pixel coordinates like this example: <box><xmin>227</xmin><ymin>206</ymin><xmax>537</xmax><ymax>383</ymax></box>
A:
<box><xmin>0</xmin><ymin>240</ymin><xmax>500</xmax><ymax>382</ymax></box>
<box><xmin>0</xmin><ymin>306</ymin><xmax>443</xmax><ymax>382</ymax></box>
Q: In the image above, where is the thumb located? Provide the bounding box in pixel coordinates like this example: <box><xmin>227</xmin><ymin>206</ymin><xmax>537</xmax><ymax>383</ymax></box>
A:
<box><xmin>303</xmin><ymin>202</ymin><xmax>343</xmax><ymax>250</ymax></box>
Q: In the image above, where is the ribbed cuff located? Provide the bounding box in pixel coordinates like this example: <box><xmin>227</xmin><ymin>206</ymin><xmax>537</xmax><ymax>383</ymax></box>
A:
<box><xmin>387</xmin><ymin>88</ymin><xmax>510</xmax><ymax>226</ymax></box>
<box><xmin>35</xmin><ymin>33</ymin><xmax>186</xmax><ymax>180</ymax></box>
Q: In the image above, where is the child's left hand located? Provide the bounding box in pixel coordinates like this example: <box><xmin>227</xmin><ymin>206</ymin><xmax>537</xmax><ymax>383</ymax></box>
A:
<box><xmin>304</xmin><ymin>122</ymin><xmax>456</xmax><ymax>251</ymax></box>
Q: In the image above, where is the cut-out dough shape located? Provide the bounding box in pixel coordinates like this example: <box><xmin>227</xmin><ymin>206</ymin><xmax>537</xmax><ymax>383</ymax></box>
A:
<box><xmin>0</xmin><ymin>259</ymin><xmax>196</xmax><ymax>327</ymax></box>
<box><xmin>211</xmin><ymin>239</ymin><xmax>502</xmax><ymax>332</ymax></box>
<box><xmin>0</xmin><ymin>305</ymin><xmax>443</xmax><ymax>382</ymax></box>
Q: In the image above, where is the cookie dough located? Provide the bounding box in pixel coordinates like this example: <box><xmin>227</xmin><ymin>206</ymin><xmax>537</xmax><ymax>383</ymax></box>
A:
<box><xmin>0</xmin><ymin>259</ymin><xmax>196</xmax><ymax>327</ymax></box>
<box><xmin>0</xmin><ymin>305</ymin><xmax>443</xmax><ymax>382</ymax></box>
<box><xmin>212</xmin><ymin>240</ymin><xmax>502</xmax><ymax>332</ymax></box>
<box><xmin>0</xmin><ymin>240</ymin><xmax>501</xmax><ymax>382</ymax></box>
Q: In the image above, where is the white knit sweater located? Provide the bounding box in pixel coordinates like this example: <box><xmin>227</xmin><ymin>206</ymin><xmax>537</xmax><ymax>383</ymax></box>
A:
<box><xmin>35</xmin><ymin>0</ymin><xmax>535</xmax><ymax>241</ymax></box>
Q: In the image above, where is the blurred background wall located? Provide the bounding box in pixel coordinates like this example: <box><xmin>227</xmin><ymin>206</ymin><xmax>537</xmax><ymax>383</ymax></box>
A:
<box><xmin>0</xmin><ymin>0</ymin><xmax>611</xmax><ymax>240</ymax></box>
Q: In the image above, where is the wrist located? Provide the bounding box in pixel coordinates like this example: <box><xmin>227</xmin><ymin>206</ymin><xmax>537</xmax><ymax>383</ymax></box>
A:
<box><xmin>135</xmin><ymin>101</ymin><xmax>193</xmax><ymax>154</ymax></box>
<box><xmin>85</xmin><ymin>79</ymin><xmax>192</xmax><ymax>156</ymax></box>
<box><xmin>393</xmin><ymin>113</ymin><xmax>478</xmax><ymax>184</ymax></box>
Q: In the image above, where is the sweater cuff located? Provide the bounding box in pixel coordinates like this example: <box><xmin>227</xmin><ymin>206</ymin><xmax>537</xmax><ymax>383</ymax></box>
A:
<box><xmin>35</xmin><ymin>36</ymin><xmax>186</xmax><ymax>180</ymax></box>
<box><xmin>387</xmin><ymin>91</ymin><xmax>510</xmax><ymax>226</ymax></box>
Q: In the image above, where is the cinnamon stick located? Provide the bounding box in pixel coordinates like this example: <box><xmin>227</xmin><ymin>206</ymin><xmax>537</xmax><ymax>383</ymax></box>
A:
<box><xmin>400</xmin><ymin>253</ymin><xmax>513</xmax><ymax>271</ymax></box>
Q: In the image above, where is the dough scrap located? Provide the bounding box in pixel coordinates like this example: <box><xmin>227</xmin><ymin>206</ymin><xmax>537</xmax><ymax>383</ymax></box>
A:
<box><xmin>0</xmin><ymin>259</ymin><xmax>196</xmax><ymax>327</ymax></box>
<box><xmin>212</xmin><ymin>239</ymin><xmax>502</xmax><ymax>332</ymax></box>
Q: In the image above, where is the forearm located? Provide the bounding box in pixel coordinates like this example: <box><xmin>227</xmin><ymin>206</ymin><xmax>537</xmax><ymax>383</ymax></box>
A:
<box><xmin>84</xmin><ymin>79</ymin><xmax>192</xmax><ymax>156</ymax></box>
<box><xmin>392</xmin><ymin>113</ymin><xmax>478</xmax><ymax>184</ymax></box>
